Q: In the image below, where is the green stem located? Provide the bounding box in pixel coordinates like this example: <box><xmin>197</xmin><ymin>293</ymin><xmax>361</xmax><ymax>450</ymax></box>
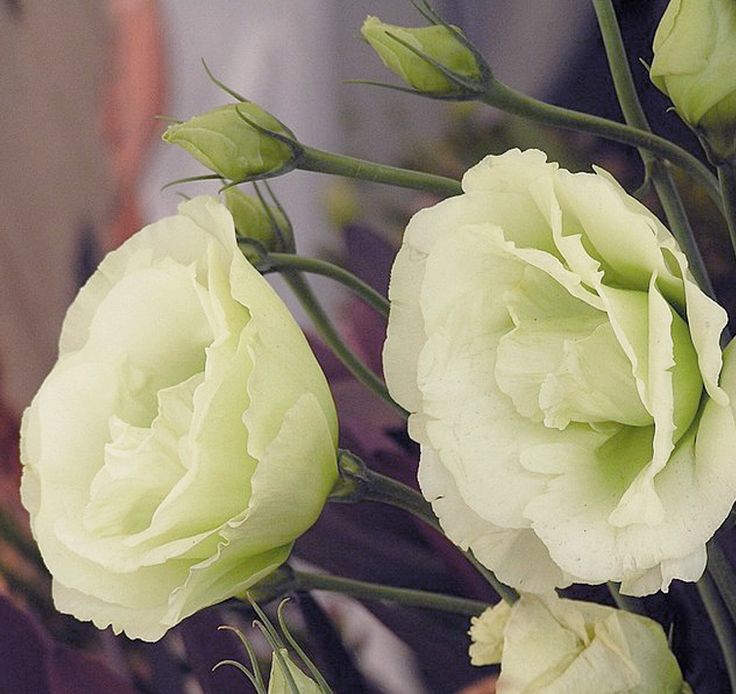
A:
<box><xmin>706</xmin><ymin>540</ymin><xmax>736</xmax><ymax>630</ymax></box>
<box><xmin>652</xmin><ymin>165</ymin><xmax>715</xmax><ymax>297</ymax></box>
<box><xmin>591</xmin><ymin>0</ymin><xmax>649</xmax><ymax>131</ymax></box>
<box><xmin>718</xmin><ymin>163</ymin><xmax>736</xmax><ymax>262</ymax></box>
<box><xmin>299</xmin><ymin>145</ymin><xmax>462</xmax><ymax>197</ymax></box>
<box><xmin>591</xmin><ymin>0</ymin><xmax>714</xmax><ymax>297</ymax></box>
<box><xmin>697</xmin><ymin>571</ymin><xmax>736</xmax><ymax>690</ymax></box>
<box><xmin>478</xmin><ymin>82</ymin><xmax>721</xmax><ymax>213</ymax></box>
<box><xmin>281</xmin><ymin>271</ymin><xmax>406</xmax><ymax>418</ymax></box>
<box><xmin>606</xmin><ymin>582</ymin><xmax>647</xmax><ymax>616</ymax></box>
<box><xmin>292</xmin><ymin>570</ymin><xmax>488</xmax><ymax>617</ymax></box>
<box><xmin>331</xmin><ymin>450</ymin><xmax>518</xmax><ymax>604</ymax></box>
<box><xmin>261</xmin><ymin>253</ymin><xmax>389</xmax><ymax>317</ymax></box>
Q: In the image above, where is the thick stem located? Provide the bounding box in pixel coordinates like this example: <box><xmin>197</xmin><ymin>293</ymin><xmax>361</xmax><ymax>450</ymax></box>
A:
<box><xmin>591</xmin><ymin>0</ymin><xmax>714</xmax><ymax>297</ymax></box>
<box><xmin>332</xmin><ymin>451</ymin><xmax>518</xmax><ymax>604</ymax></box>
<box><xmin>718</xmin><ymin>163</ymin><xmax>736</xmax><ymax>262</ymax></box>
<box><xmin>292</xmin><ymin>570</ymin><xmax>488</xmax><ymax>617</ymax></box>
<box><xmin>652</xmin><ymin>167</ymin><xmax>715</xmax><ymax>298</ymax></box>
<box><xmin>606</xmin><ymin>582</ymin><xmax>647</xmax><ymax>616</ymax></box>
<box><xmin>261</xmin><ymin>253</ymin><xmax>389</xmax><ymax>317</ymax></box>
<box><xmin>281</xmin><ymin>271</ymin><xmax>406</xmax><ymax>418</ymax></box>
<box><xmin>697</xmin><ymin>571</ymin><xmax>736</xmax><ymax>690</ymax></box>
<box><xmin>706</xmin><ymin>541</ymin><xmax>736</xmax><ymax>630</ymax></box>
<box><xmin>478</xmin><ymin>82</ymin><xmax>721</xmax><ymax>213</ymax></box>
<box><xmin>299</xmin><ymin>146</ymin><xmax>462</xmax><ymax>198</ymax></box>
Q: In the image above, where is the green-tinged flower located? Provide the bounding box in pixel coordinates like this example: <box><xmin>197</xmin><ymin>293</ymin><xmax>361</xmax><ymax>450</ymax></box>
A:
<box><xmin>223</xmin><ymin>187</ymin><xmax>293</xmax><ymax>260</ymax></box>
<box><xmin>383</xmin><ymin>148</ymin><xmax>735</xmax><ymax>596</ymax></box>
<box><xmin>163</xmin><ymin>103</ymin><xmax>298</xmax><ymax>181</ymax></box>
<box><xmin>470</xmin><ymin>594</ymin><xmax>689</xmax><ymax>693</ymax></box>
<box><xmin>361</xmin><ymin>15</ymin><xmax>484</xmax><ymax>96</ymax></box>
<box><xmin>650</xmin><ymin>0</ymin><xmax>736</xmax><ymax>161</ymax></box>
<box><xmin>20</xmin><ymin>196</ymin><xmax>338</xmax><ymax>641</ymax></box>
<box><xmin>268</xmin><ymin>649</ymin><xmax>322</xmax><ymax>694</ymax></box>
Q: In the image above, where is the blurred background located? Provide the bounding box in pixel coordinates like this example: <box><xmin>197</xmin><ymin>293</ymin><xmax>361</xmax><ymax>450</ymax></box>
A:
<box><xmin>0</xmin><ymin>1</ymin><xmax>730</xmax><ymax>692</ymax></box>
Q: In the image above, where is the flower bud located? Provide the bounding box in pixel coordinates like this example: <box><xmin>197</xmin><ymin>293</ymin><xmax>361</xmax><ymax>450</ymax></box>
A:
<box><xmin>268</xmin><ymin>650</ymin><xmax>321</xmax><ymax>694</ymax></box>
<box><xmin>163</xmin><ymin>103</ymin><xmax>298</xmax><ymax>181</ymax></box>
<box><xmin>360</xmin><ymin>15</ymin><xmax>484</xmax><ymax>96</ymax></box>
<box><xmin>650</xmin><ymin>0</ymin><xmax>736</xmax><ymax>161</ymax></box>
<box><xmin>223</xmin><ymin>187</ymin><xmax>293</xmax><ymax>259</ymax></box>
<box><xmin>470</xmin><ymin>594</ymin><xmax>690</xmax><ymax>692</ymax></box>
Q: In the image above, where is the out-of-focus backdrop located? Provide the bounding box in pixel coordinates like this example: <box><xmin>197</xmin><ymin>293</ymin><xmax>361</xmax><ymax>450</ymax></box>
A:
<box><xmin>1</xmin><ymin>0</ymin><xmax>595</xmax><ymax>415</ymax></box>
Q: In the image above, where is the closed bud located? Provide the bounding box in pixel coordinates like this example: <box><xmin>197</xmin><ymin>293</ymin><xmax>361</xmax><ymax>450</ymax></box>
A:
<box><xmin>361</xmin><ymin>15</ymin><xmax>485</xmax><ymax>97</ymax></box>
<box><xmin>163</xmin><ymin>103</ymin><xmax>298</xmax><ymax>181</ymax></box>
<box><xmin>223</xmin><ymin>187</ymin><xmax>293</xmax><ymax>259</ymax></box>
<box><xmin>650</xmin><ymin>0</ymin><xmax>736</xmax><ymax>161</ymax></box>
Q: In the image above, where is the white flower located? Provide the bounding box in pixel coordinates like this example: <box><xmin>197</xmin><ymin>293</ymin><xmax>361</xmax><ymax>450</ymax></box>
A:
<box><xmin>469</xmin><ymin>595</ymin><xmax>688</xmax><ymax>693</ymax></box>
<box><xmin>21</xmin><ymin>196</ymin><xmax>338</xmax><ymax>641</ymax></box>
<box><xmin>383</xmin><ymin>148</ymin><xmax>736</xmax><ymax>595</ymax></box>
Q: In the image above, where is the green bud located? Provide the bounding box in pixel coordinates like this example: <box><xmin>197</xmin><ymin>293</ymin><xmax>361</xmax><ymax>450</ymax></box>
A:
<box><xmin>650</xmin><ymin>0</ymin><xmax>736</xmax><ymax>161</ymax></box>
<box><xmin>360</xmin><ymin>15</ymin><xmax>484</xmax><ymax>96</ymax></box>
<box><xmin>223</xmin><ymin>187</ymin><xmax>293</xmax><ymax>259</ymax></box>
<box><xmin>163</xmin><ymin>103</ymin><xmax>298</xmax><ymax>181</ymax></box>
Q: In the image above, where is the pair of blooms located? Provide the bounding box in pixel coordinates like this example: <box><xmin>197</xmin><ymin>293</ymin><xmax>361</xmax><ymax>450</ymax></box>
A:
<box><xmin>21</xmin><ymin>149</ymin><xmax>735</xmax><ymax>687</ymax></box>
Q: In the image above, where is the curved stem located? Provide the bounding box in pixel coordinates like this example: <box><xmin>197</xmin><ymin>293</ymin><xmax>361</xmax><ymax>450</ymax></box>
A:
<box><xmin>478</xmin><ymin>82</ymin><xmax>721</xmax><ymax>213</ymax></box>
<box><xmin>299</xmin><ymin>145</ymin><xmax>462</xmax><ymax>197</ymax></box>
<box><xmin>606</xmin><ymin>582</ymin><xmax>647</xmax><ymax>616</ymax></box>
<box><xmin>718</xmin><ymin>163</ymin><xmax>736</xmax><ymax>262</ymax></box>
<box><xmin>707</xmin><ymin>541</ymin><xmax>736</xmax><ymax>630</ymax></box>
<box><xmin>261</xmin><ymin>253</ymin><xmax>389</xmax><ymax>317</ymax></box>
<box><xmin>652</xmin><ymin>164</ymin><xmax>715</xmax><ymax>297</ymax></box>
<box><xmin>281</xmin><ymin>271</ymin><xmax>406</xmax><ymax>418</ymax></box>
<box><xmin>697</xmin><ymin>571</ymin><xmax>736</xmax><ymax>690</ymax></box>
<box><xmin>362</xmin><ymin>471</ymin><xmax>518</xmax><ymax>604</ymax></box>
<box><xmin>331</xmin><ymin>450</ymin><xmax>518</xmax><ymax>604</ymax></box>
<box><xmin>591</xmin><ymin>0</ymin><xmax>649</xmax><ymax>132</ymax></box>
<box><xmin>591</xmin><ymin>0</ymin><xmax>714</xmax><ymax>297</ymax></box>
<box><xmin>292</xmin><ymin>570</ymin><xmax>487</xmax><ymax>617</ymax></box>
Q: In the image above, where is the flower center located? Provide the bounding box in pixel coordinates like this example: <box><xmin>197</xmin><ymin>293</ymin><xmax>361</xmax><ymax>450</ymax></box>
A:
<box><xmin>494</xmin><ymin>266</ymin><xmax>652</xmax><ymax>429</ymax></box>
<box><xmin>493</xmin><ymin>264</ymin><xmax>702</xmax><ymax>439</ymax></box>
